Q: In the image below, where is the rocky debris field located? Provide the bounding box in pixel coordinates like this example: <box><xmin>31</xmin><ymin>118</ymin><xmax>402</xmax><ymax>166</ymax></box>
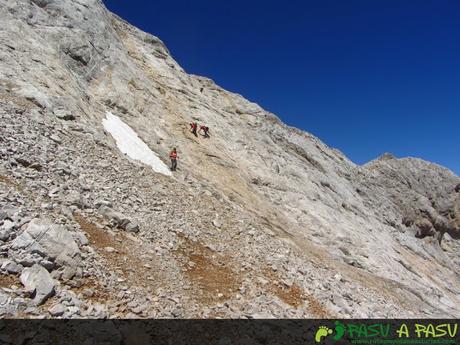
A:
<box><xmin>0</xmin><ymin>101</ymin><xmax>334</xmax><ymax>318</ymax></box>
<box><xmin>0</xmin><ymin>95</ymin><xmax>458</xmax><ymax>318</ymax></box>
<box><xmin>1</xmin><ymin>0</ymin><xmax>460</xmax><ymax>318</ymax></box>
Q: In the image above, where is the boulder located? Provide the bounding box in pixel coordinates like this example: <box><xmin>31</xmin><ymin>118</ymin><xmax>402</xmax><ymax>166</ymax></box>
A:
<box><xmin>455</xmin><ymin>183</ymin><xmax>460</xmax><ymax>193</ymax></box>
<box><xmin>65</xmin><ymin>190</ymin><xmax>82</xmax><ymax>208</ymax></box>
<box><xmin>124</xmin><ymin>222</ymin><xmax>139</xmax><ymax>233</ymax></box>
<box><xmin>20</xmin><ymin>264</ymin><xmax>56</xmax><ymax>305</ymax></box>
<box><xmin>0</xmin><ymin>219</ymin><xmax>15</xmax><ymax>241</ymax></box>
<box><xmin>212</xmin><ymin>219</ymin><xmax>222</xmax><ymax>229</ymax></box>
<box><xmin>53</xmin><ymin>108</ymin><xmax>75</xmax><ymax>121</ymax></box>
<box><xmin>1</xmin><ymin>220</ymin><xmax>15</xmax><ymax>233</ymax></box>
<box><xmin>12</xmin><ymin>218</ymin><xmax>80</xmax><ymax>267</ymax></box>
<box><xmin>98</xmin><ymin>206</ymin><xmax>130</xmax><ymax>226</ymax></box>
<box><xmin>98</xmin><ymin>206</ymin><xmax>139</xmax><ymax>233</ymax></box>
<box><xmin>94</xmin><ymin>200</ymin><xmax>113</xmax><ymax>208</ymax></box>
<box><xmin>50</xmin><ymin>134</ymin><xmax>62</xmax><ymax>144</ymax></box>
<box><xmin>16</xmin><ymin>84</ymin><xmax>51</xmax><ymax>109</ymax></box>
<box><xmin>0</xmin><ymin>231</ymin><xmax>10</xmax><ymax>242</ymax></box>
<box><xmin>48</xmin><ymin>303</ymin><xmax>66</xmax><ymax>316</ymax></box>
<box><xmin>0</xmin><ymin>206</ymin><xmax>19</xmax><ymax>220</ymax></box>
<box><xmin>1</xmin><ymin>260</ymin><xmax>23</xmax><ymax>274</ymax></box>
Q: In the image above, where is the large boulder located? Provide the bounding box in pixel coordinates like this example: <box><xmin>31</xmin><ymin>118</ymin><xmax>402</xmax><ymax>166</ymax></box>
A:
<box><xmin>20</xmin><ymin>264</ymin><xmax>56</xmax><ymax>305</ymax></box>
<box><xmin>12</xmin><ymin>218</ymin><xmax>80</xmax><ymax>267</ymax></box>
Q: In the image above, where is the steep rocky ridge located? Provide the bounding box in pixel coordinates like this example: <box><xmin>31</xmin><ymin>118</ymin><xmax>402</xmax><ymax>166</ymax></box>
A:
<box><xmin>0</xmin><ymin>0</ymin><xmax>459</xmax><ymax>318</ymax></box>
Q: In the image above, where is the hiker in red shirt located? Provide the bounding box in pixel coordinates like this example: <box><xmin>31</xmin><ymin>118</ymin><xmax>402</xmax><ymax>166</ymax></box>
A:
<box><xmin>199</xmin><ymin>125</ymin><xmax>210</xmax><ymax>138</ymax></box>
<box><xmin>190</xmin><ymin>122</ymin><xmax>198</xmax><ymax>137</ymax></box>
<box><xmin>169</xmin><ymin>148</ymin><xmax>178</xmax><ymax>171</ymax></box>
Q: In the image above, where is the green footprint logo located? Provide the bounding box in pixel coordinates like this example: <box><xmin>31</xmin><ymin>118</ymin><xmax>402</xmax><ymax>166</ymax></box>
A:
<box><xmin>333</xmin><ymin>321</ymin><xmax>345</xmax><ymax>341</ymax></box>
<box><xmin>315</xmin><ymin>326</ymin><xmax>333</xmax><ymax>343</ymax></box>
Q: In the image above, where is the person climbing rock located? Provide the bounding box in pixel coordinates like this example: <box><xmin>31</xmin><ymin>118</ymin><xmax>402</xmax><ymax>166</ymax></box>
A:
<box><xmin>199</xmin><ymin>125</ymin><xmax>210</xmax><ymax>138</ymax></box>
<box><xmin>190</xmin><ymin>122</ymin><xmax>198</xmax><ymax>137</ymax></box>
<box><xmin>169</xmin><ymin>148</ymin><xmax>178</xmax><ymax>171</ymax></box>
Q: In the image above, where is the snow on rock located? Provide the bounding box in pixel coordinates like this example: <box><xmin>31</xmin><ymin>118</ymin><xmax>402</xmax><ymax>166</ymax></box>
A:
<box><xmin>102</xmin><ymin>112</ymin><xmax>171</xmax><ymax>176</ymax></box>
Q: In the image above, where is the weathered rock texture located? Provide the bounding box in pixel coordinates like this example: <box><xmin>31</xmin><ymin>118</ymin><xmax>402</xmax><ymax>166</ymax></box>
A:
<box><xmin>0</xmin><ymin>0</ymin><xmax>459</xmax><ymax>318</ymax></box>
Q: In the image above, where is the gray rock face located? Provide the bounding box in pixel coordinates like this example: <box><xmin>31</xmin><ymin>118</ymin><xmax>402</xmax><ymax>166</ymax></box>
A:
<box><xmin>20</xmin><ymin>264</ymin><xmax>56</xmax><ymax>305</ymax></box>
<box><xmin>358</xmin><ymin>156</ymin><xmax>460</xmax><ymax>245</ymax></box>
<box><xmin>12</xmin><ymin>218</ymin><xmax>80</xmax><ymax>266</ymax></box>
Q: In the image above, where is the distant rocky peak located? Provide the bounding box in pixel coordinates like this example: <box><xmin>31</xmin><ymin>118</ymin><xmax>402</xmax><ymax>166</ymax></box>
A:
<box><xmin>377</xmin><ymin>152</ymin><xmax>396</xmax><ymax>161</ymax></box>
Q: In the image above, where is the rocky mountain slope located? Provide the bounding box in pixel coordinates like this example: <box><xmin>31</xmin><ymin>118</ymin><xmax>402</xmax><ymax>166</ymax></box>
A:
<box><xmin>0</xmin><ymin>0</ymin><xmax>459</xmax><ymax>318</ymax></box>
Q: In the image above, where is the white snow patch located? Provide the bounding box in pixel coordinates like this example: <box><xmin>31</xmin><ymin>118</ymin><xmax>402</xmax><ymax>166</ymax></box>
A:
<box><xmin>102</xmin><ymin>112</ymin><xmax>171</xmax><ymax>176</ymax></box>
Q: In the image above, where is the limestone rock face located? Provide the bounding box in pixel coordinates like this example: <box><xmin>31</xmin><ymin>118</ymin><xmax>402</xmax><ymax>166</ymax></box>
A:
<box><xmin>358</xmin><ymin>156</ymin><xmax>460</xmax><ymax>243</ymax></box>
<box><xmin>0</xmin><ymin>0</ymin><xmax>459</xmax><ymax>318</ymax></box>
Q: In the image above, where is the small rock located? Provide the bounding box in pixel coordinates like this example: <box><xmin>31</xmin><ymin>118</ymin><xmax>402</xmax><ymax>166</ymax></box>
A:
<box><xmin>40</xmin><ymin>260</ymin><xmax>54</xmax><ymax>271</ymax></box>
<box><xmin>124</xmin><ymin>222</ymin><xmax>139</xmax><ymax>233</ymax></box>
<box><xmin>17</xmin><ymin>255</ymin><xmax>39</xmax><ymax>267</ymax></box>
<box><xmin>65</xmin><ymin>191</ymin><xmax>82</xmax><ymax>208</ymax></box>
<box><xmin>48</xmin><ymin>303</ymin><xmax>65</xmax><ymax>316</ymax></box>
<box><xmin>94</xmin><ymin>200</ymin><xmax>112</xmax><ymax>208</ymax></box>
<box><xmin>171</xmin><ymin>307</ymin><xmax>182</xmax><ymax>317</ymax></box>
<box><xmin>20</xmin><ymin>264</ymin><xmax>56</xmax><ymax>305</ymax></box>
<box><xmin>15</xmin><ymin>157</ymin><xmax>32</xmax><ymax>168</ymax></box>
<box><xmin>73</xmin><ymin>232</ymin><xmax>88</xmax><ymax>246</ymax></box>
<box><xmin>66</xmin><ymin>306</ymin><xmax>81</xmax><ymax>316</ymax></box>
<box><xmin>54</xmin><ymin>108</ymin><xmax>75</xmax><ymax>121</ymax></box>
<box><xmin>0</xmin><ymin>231</ymin><xmax>10</xmax><ymax>242</ymax></box>
<box><xmin>281</xmin><ymin>279</ymin><xmax>293</xmax><ymax>288</ymax></box>
<box><xmin>82</xmin><ymin>288</ymin><xmax>94</xmax><ymax>298</ymax></box>
<box><xmin>61</xmin><ymin>266</ymin><xmax>77</xmax><ymax>280</ymax></box>
<box><xmin>455</xmin><ymin>183</ymin><xmax>460</xmax><ymax>193</ymax></box>
<box><xmin>132</xmin><ymin>304</ymin><xmax>148</xmax><ymax>314</ymax></box>
<box><xmin>0</xmin><ymin>211</ymin><xmax>7</xmax><ymax>221</ymax></box>
<box><xmin>2</xmin><ymin>260</ymin><xmax>23</xmax><ymax>274</ymax></box>
<box><xmin>127</xmin><ymin>300</ymin><xmax>138</xmax><ymax>308</ymax></box>
<box><xmin>257</xmin><ymin>277</ymin><xmax>269</xmax><ymax>286</ymax></box>
<box><xmin>98</xmin><ymin>206</ymin><xmax>135</xmax><ymax>231</ymax></box>
<box><xmin>1</xmin><ymin>220</ymin><xmax>15</xmax><ymax>233</ymax></box>
<box><xmin>212</xmin><ymin>219</ymin><xmax>222</xmax><ymax>229</ymax></box>
<box><xmin>250</xmin><ymin>312</ymin><xmax>275</xmax><ymax>319</ymax></box>
<box><xmin>50</xmin><ymin>134</ymin><xmax>62</xmax><ymax>144</ymax></box>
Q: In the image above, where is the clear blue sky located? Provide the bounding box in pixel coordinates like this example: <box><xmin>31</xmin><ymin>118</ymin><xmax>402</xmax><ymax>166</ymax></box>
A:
<box><xmin>103</xmin><ymin>0</ymin><xmax>459</xmax><ymax>176</ymax></box>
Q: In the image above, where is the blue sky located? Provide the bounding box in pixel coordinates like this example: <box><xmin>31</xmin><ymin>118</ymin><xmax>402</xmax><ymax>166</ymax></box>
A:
<box><xmin>103</xmin><ymin>0</ymin><xmax>459</xmax><ymax>175</ymax></box>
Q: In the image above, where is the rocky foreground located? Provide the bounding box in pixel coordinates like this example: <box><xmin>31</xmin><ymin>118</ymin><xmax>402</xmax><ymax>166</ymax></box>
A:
<box><xmin>0</xmin><ymin>0</ymin><xmax>459</xmax><ymax>318</ymax></box>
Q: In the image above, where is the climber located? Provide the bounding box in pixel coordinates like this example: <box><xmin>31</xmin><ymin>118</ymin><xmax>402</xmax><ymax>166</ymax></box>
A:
<box><xmin>190</xmin><ymin>122</ymin><xmax>198</xmax><ymax>137</ymax></box>
<box><xmin>199</xmin><ymin>125</ymin><xmax>210</xmax><ymax>138</ymax></box>
<box><xmin>169</xmin><ymin>148</ymin><xmax>178</xmax><ymax>171</ymax></box>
